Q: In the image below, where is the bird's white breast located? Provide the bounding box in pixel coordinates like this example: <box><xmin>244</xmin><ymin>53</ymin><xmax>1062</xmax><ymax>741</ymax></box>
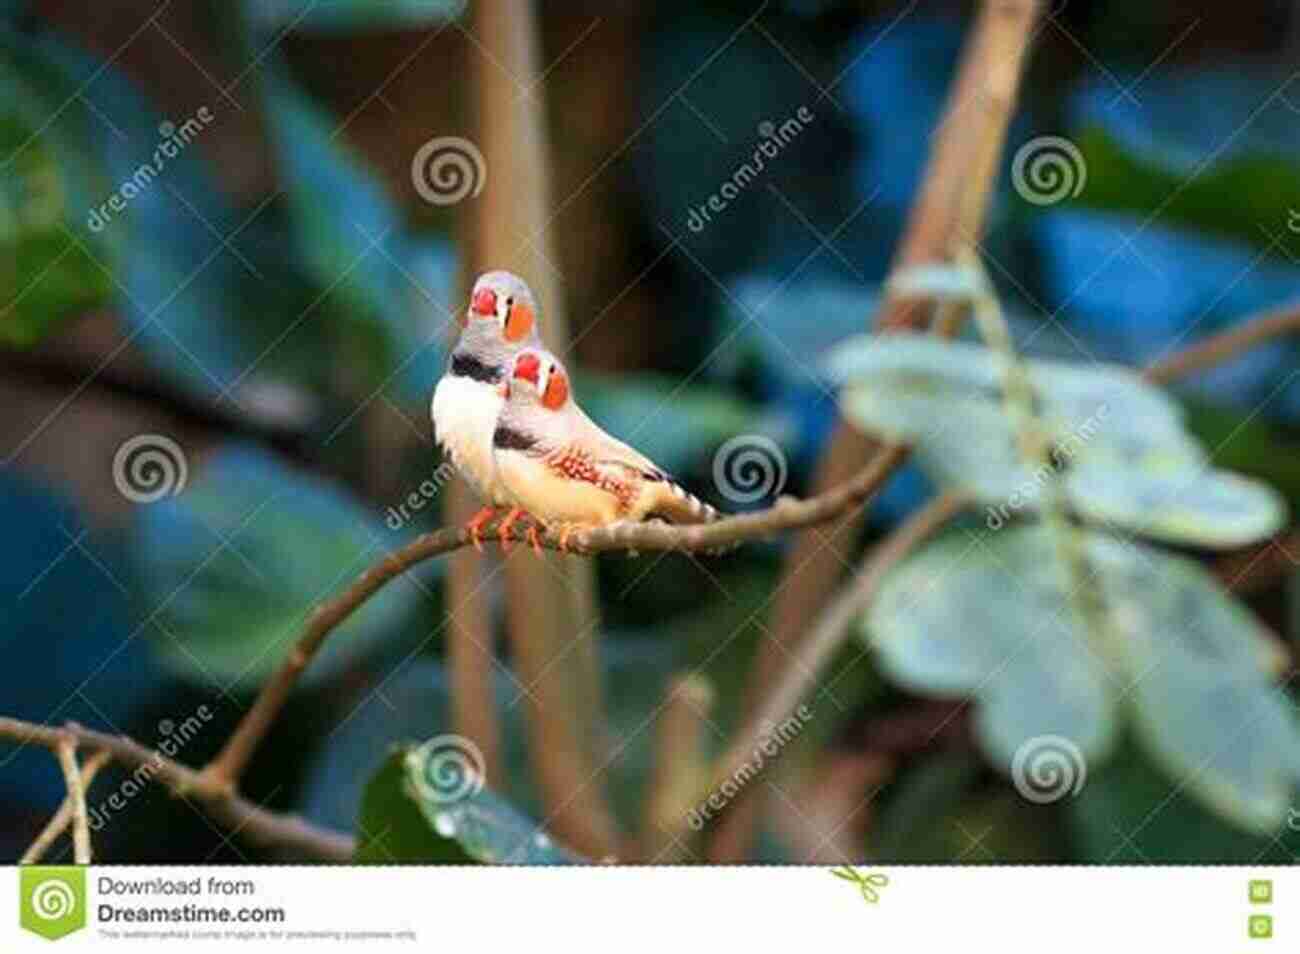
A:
<box><xmin>431</xmin><ymin>373</ymin><xmax>508</xmax><ymax>505</ymax></box>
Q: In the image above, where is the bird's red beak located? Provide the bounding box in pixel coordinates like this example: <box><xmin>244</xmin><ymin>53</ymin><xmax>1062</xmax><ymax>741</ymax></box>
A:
<box><xmin>470</xmin><ymin>287</ymin><xmax>497</xmax><ymax>317</ymax></box>
<box><xmin>514</xmin><ymin>352</ymin><xmax>540</xmax><ymax>385</ymax></box>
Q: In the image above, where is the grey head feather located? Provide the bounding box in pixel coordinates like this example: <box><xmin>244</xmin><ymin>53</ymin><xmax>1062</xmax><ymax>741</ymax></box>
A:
<box><xmin>452</xmin><ymin>270</ymin><xmax>544</xmax><ymax>373</ymax></box>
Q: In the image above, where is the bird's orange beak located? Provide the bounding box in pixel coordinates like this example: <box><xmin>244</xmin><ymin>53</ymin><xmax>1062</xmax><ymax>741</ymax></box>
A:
<box><xmin>514</xmin><ymin>352</ymin><xmax>540</xmax><ymax>385</ymax></box>
<box><xmin>470</xmin><ymin>287</ymin><xmax>497</xmax><ymax>317</ymax></box>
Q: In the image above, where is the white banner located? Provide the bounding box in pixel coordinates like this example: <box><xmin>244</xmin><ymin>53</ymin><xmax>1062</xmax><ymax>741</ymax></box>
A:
<box><xmin>3</xmin><ymin>865</ymin><xmax>1288</xmax><ymax>951</ymax></box>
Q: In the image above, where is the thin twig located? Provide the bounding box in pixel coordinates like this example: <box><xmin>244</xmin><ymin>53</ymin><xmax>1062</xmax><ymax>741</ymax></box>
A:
<box><xmin>54</xmin><ymin>738</ymin><xmax>91</xmax><ymax>864</ymax></box>
<box><xmin>1144</xmin><ymin>300</ymin><xmax>1300</xmax><ymax>384</ymax></box>
<box><xmin>203</xmin><ymin>444</ymin><xmax>908</xmax><ymax>791</ymax></box>
<box><xmin>700</xmin><ymin>492</ymin><xmax>970</xmax><ymax>821</ymax></box>
<box><xmin>0</xmin><ymin>718</ymin><xmax>354</xmax><ymax>862</ymax></box>
<box><xmin>22</xmin><ymin>749</ymin><xmax>112</xmax><ymax>865</ymax></box>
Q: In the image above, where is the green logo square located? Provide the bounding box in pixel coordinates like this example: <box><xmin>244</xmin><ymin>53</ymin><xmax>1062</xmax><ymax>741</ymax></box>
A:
<box><xmin>1250</xmin><ymin>880</ymin><xmax>1273</xmax><ymax>904</ymax></box>
<box><xmin>19</xmin><ymin>866</ymin><xmax>87</xmax><ymax>941</ymax></box>
<box><xmin>1249</xmin><ymin>915</ymin><xmax>1273</xmax><ymax>940</ymax></box>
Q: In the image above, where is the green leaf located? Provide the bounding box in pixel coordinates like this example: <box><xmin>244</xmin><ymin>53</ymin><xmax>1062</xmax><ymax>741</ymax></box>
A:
<box><xmin>256</xmin><ymin>59</ymin><xmax>446</xmax><ymax>406</ymax></box>
<box><xmin>832</xmin><ymin>336</ymin><xmax>1285</xmax><ymax>548</ymax></box>
<box><xmin>1072</xmin><ymin>741</ymin><xmax>1300</xmax><ymax>862</ymax></box>
<box><xmin>1089</xmin><ymin>535</ymin><xmax>1289</xmax><ymax>678</ymax></box>
<box><xmin>1091</xmin><ymin>538</ymin><xmax>1300</xmax><ymax>833</ymax></box>
<box><xmin>864</xmin><ymin>526</ymin><xmax>1120</xmax><ymax>767</ymax></box>
<box><xmin>870</xmin><ymin>752</ymin><xmax>1067</xmax><ymax>862</ymax></box>
<box><xmin>1072</xmin><ymin>125</ymin><xmax>1300</xmax><ymax>260</ymax></box>
<box><xmin>132</xmin><ymin>444</ymin><xmax>436</xmax><ymax>690</ymax></box>
<box><xmin>401</xmin><ymin>739</ymin><xmax>580</xmax><ymax>864</ymax></box>
<box><xmin>245</xmin><ymin>0</ymin><xmax>466</xmax><ymax>33</ymax></box>
<box><xmin>355</xmin><ymin>751</ymin><xmax>471</xmax><ymax>863</ymax></box>
<box><xmin>0</xmin><ymin>37</ymin><xmax>114</xmax><ymax>345</ymax></box>
<box><xmin>1068</xmin><ymin>458</ymin><xmax>1287</xmax><ymax>549</ymax></box>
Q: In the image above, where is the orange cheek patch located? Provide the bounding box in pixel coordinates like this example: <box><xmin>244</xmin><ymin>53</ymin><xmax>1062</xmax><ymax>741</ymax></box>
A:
<box><xmin>543</xmin><ymin>373</ymin><xmax>568</xmax><ymax>410</ymax></box>
<box><xmin>505</xmin><ymin>303</ymin><xmax>534</xmax><ymax>342</ymax></box>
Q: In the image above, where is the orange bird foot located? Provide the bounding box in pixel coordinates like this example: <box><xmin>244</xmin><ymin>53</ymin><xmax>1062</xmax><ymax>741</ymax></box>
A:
<box><xmin>497</xmin><ymin>507</ymin><xmax>525</xmax><ymax>552</ymax></box>
<box><xmin>464</xmin><ymin>506</ymin><xmax>496</xmax><ymax>552</ymax></box>
<box><xmin>526</xmin><ymin>524</ymin><xmax>544</xmax><ymax>556</ymax></box>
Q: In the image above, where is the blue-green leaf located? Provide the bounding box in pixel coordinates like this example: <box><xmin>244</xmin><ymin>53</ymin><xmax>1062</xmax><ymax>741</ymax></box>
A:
<box><xmin>131</xmin><ymin>444</ymin><xmax>436</xmax><ymax>690</ymax></box>
<box><xmin>1091</xmin><ymin>537</ymin><xmax>1300</xmax><ymax>833</ymax></box>
<box><xmin>402</xmin><ymin>739</ymin><xmax>580</xmax><ymax>864</ymax></box>
<box><xmin>0</xmin><ymin>33</ymin><xmax>114</xmax><ymax>345</ymax></box>
<box><xmin>865</xmin><ymin>526</ymin><xmax>1120</xmax><ymax>765</ymax></box>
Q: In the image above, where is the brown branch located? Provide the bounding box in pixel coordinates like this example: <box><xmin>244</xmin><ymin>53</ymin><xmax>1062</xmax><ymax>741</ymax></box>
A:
<box><xmin>1144</xmin><ymin>300</ymin><xmax>1300</xmax><ymax>385</ymax></box>
<box><xmin>22</xmin><ymin>749</ymin><xmax>112</xmax><ymax>865</ymax></box>
<box><xmin>205</xmin><ymin>444</ymin><xmax>908</xmax><ymax>793</ymax></box>
<box><xmin>444</xmin><ymin>480</ymin><xmax>506</xmax><ymax>788</ymax></box>
<box><xmin>0</xmin><ymin>718</ymin><xmax>354</xmax><ymax>862</ymax></box>
<box><xmin>635</xmin><ymin>674</ymin><xmax>715</xmax><ymax>864</ymax></box>
<box><xmin>701</xmin><ymin>492</ymin><xmax>970</xmax><ymax>822</ymax></box>
<box><xmin>712</xmin><ymin>0</ymin><xmax>1046</xmax><ymax>862</ymax></box>
<box><xmin>470</xmin><ymin>0</ymin><xmax>613</xmax><ymax>860</ymax></box>
<box><xmin>54</xmin><ymin>738</ymin><xmax>91</xmax><ymax>864</ymax></box>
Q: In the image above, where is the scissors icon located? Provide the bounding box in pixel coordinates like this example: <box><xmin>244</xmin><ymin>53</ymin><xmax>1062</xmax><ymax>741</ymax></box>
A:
<box><xmin>830</xmin><ymin>866</ymin><xmax>889</xmax><ymax>903</ymax></box>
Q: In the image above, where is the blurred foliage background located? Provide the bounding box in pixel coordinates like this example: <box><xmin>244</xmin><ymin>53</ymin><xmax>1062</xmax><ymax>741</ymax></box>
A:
<box><xmin>2</xmin><ymin>0</ymin><xmax>1299</xmax><ymax>864</ymax></box>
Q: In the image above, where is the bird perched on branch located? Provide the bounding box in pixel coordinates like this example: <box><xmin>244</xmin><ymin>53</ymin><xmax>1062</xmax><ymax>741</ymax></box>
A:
<box><xmin>493</xmin><ymin>348</ymin><xmax>721</xmax><ymax>551</ymax></box>
<box><xmin>431</xmin><ymin>270</ymin><xmax>542</xmax><ymax>548</ymax></box>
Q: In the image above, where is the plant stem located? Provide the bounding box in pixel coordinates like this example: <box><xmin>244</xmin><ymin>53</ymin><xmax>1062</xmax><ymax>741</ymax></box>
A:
<box><xmin>0</xmin><ymin>718</ymin><xmax>354</xmax><ymax>862</ymax></box>
<box><xmin>22</xmin><ymin>750</ymin><xmax>112</xmax><ymax>865</ymax></box>
<box><xmin>54</xmin><ymin>738</ymin><xmax>91</xmax><ymax>864</ymax></box>
<box><xmin>1144</xmin><ymin>300</ymin><xmax>1300</xmax><ymax>384</ymax></box>
<box><xmin>636</xmin><ymin>674</ymin><xmax>715</xmax><ymax>864</ymax></box>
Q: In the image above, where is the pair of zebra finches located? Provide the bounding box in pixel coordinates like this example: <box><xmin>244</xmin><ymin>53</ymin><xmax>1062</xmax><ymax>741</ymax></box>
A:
<box><xmin>430</xmin><ymin>270</ymin><xmax>720</xmax><ymax>549</ymax></box>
